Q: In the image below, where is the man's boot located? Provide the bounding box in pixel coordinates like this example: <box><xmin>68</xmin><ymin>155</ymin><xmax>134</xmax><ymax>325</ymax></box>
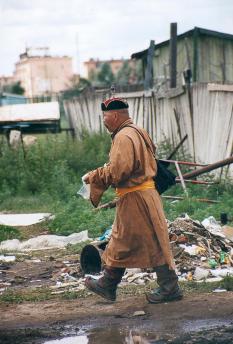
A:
<box><xmin>85</xmin><ymin>267</ymin><xmax>125</xmax><ymax>301</ymax></box>
<box><xmin>146</xmin><ymin>264</ymin><xmax>183</xmax><ymax>304</ymax></box>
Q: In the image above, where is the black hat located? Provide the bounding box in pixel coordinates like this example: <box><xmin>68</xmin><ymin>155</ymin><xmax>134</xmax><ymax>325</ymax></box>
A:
<box><xmin>101</xmin><ymin>97</ymin><xmax>129</xmax><ymax>111</ymax></box>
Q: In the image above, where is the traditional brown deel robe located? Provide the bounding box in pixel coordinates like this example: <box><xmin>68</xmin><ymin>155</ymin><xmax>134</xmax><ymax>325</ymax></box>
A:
<box><xmin>88</xmin><ymin>119</ymin><xmax>175</xmax><ymax>270</ymax></box>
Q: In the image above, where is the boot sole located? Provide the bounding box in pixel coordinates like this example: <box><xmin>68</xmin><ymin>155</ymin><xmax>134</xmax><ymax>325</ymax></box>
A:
<box><xmin>145</xmin><ymin>293</ymin><xmax>183</xmax><ymax>304</ymax></box>
<box><xmin>85</xmin><ymin>280</ymin><xmax>116</xmax><ymax>302</ymax></box>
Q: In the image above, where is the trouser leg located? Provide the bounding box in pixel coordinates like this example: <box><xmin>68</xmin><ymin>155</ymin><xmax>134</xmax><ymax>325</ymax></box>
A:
<box><xmin>85</xmin><ymin>266</ymin><xmax>125</xmax><ymax>301</ymax></box>
<box><xmin>146</xmin><ymin>264</ymin><xmax>183</xmax><ymax>303</ymax></box>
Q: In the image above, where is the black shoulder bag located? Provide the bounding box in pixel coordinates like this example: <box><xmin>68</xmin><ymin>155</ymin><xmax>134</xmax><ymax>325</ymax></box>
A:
<box><xmin>126</xmin><ymin>126</ymin><xmax>176</xmax><ymax>194</ymax></box>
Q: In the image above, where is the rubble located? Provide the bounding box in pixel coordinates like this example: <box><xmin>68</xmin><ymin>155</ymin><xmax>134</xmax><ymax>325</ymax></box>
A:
<box><xmin>0</xmin><ymin>215</ymin><xmax>232</xmax><ymax>296</ymax></box>
<box><xmin>80</xmin><ymin>214</ymin><xmax>233</xmax><ymax>287</ymax></box>
<box><xmin>166</xmin><ymin>215</ymin><xmax>233</xmax><ymax>281</ymax></box>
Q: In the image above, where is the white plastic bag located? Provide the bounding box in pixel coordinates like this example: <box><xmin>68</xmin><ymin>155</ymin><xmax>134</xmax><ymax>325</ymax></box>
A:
<box><xmin>77</xmin><ymin>173</ymin><xmax>90</xmax><ymax>200</ymax></box>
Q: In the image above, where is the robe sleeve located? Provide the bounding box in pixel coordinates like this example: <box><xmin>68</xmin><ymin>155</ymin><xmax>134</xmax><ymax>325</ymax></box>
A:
<box><xmin>89</xmin><ymin>135</ymin><xmax>135</xmax><ymax>207</ymax></box>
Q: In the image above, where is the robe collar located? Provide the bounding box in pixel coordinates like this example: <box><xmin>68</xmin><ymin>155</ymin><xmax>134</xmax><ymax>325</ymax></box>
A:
<box><xmin>111</xmin><ymin>118</ymin><xmax>133</xmax><ymax>140</ymax></box>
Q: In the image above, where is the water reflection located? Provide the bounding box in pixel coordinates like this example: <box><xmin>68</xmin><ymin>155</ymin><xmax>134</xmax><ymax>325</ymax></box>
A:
<box><xmin>85</xmin><ymin>327</ymin><xmax>151</xmax><ymax>344</ymax></box>
<box><xmin>125</xmin><ymin>330</ymin><xmax>150</xmax><ymax>343</ymax></box>
<box><xmin>43</xmin><ymin>335</ymin><xmax>88</xmax><ymax>344</ymax></box>
<box><xmin>2</xmin><ymin>318</ymin><xmax>233</xmax><ymax>344</ymax></box>
<box><xmin>43</xmin><ymin>329</ymin><xmax>150</xmax><ymax>344</ymax></box>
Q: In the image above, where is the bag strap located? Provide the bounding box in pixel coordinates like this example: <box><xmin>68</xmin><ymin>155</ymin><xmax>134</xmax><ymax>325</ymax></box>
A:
<box><xmin>124</xmin><ymin>125</ymin><xmax>156</xmax><ymax>159</ymax></box>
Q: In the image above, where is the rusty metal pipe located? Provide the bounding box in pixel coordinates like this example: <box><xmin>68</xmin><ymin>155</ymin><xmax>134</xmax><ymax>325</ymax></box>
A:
<box><xmin>161</xmin><ymin>159</ymin><xmax>207</xmax><ymax>167</ymax></box>
<box><xmin>181</xmin><ymin>156</ymin><xmax>233</xmax><ymax>180</ymax></box>
<box><xmin>162</xmin><ymin>195</ymin><xmax>219</xmax><ymax>204</ymax></box>
<box><xmin>176</xmin><ymin>179</ymin><xmax>217</xmax><ymax>185</ymax></box>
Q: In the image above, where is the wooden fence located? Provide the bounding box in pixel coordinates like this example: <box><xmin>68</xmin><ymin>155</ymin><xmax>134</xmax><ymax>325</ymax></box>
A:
<box><xmin>63</xmin><ymin>83</ymin><xmax>233</xmax><ymax>176</ymax></box>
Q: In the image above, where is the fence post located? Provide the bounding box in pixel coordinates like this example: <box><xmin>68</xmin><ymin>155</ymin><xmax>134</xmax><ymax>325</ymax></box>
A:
<box><xmin>169</xmin><ymin>22</ymin><xmax>177</xmax><ymax>88</ymax></box>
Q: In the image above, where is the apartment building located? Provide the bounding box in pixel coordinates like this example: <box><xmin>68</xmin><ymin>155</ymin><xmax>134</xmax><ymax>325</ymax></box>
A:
<box><xmin>14</xmin><ymin>48</ymin><xmax>73</xmax><ymax>97</ymax></box>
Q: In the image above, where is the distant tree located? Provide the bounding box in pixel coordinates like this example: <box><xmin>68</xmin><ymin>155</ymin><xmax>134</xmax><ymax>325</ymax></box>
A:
<box><xmin>89</xmin><ymin>69</ymin><xmax>98</xmax><ymax>84</ymax></box>
<box><xmin>135</xmin><ymin>60</ymin><xmax>144</xmax><ymax>84</ymax></box>
<box><xmin>62</xmin><ymin>76</ymin><xmax>91</xmax><ymax>97</ymax></box>
<box><xmin>3</xmin><ymin>81</ymin><xmax>25</xmax><ymax>95</ymax></box>
<box><xmin>74</xmin><ymin>77</ymin><xmax>91</xmax><ymax>91</ymax></box>
<box><xmin>116</xmin><ymin>61</ymin><xmax>132</xmax><ymax>85</ymax></box>
<box><xmin>97</xmin><ymin>63</ymin><xmax>115</xmax><ymax>86</ymax></box>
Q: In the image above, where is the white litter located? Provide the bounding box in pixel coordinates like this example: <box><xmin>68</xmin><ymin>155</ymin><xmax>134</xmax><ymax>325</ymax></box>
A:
<box><xmin>193</xmin><ymin>267</ymin><xmax>209</xmax><ymax>281</ymax></box>
<box><xmin>0</xmin><ymin>230</ymin><xmax>90</xmax><ymax>252</ymax></box>
<box><xmin>201</xmin><ymin>216</ymin><xmax>226</xmax><ymax>239</ymax></box>
<box><xmin>210</xmin><ymin>267</ymin><xmax>233</xmax><ymax>277</ymax></box>
<box><xmin>0</xmin><ymin>255</ymin><xmax>16</xmax><ymax>262</ymax></box>
<box><xmin>213</xmin><ymin>288</ymin><xmax>227</xmax><ymax>293</ymax></box>
<box><xmin>0</xmin><ymin>213</ymin><xmax>53</xmax><ymax>226</ymax></box>
<box><xmin>179</xmin><ymin>244</ymin><xmax>200</xmax><ymax>256</ymax></box>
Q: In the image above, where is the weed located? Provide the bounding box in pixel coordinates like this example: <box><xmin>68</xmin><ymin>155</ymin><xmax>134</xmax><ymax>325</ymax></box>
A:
<box><xmin>0</xmin><ymin>131</ymin><xmax>232</xmax><ymax>238</ymax></box>
<box><xmin>220</xmin><ymin>275</ymin><xmax>233</xmax><ymax>291</ymax></box>
<box><xmin>0</xmin><ymin>225</ymin><xmax>22</xmax><ymax>242</ymax></box>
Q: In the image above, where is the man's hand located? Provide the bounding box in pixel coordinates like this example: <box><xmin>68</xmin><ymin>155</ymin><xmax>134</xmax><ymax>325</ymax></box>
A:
<box><xmin>83</xmin><ymin>173</ymin><xmax>90</xmax><ymax>184</ymax></box>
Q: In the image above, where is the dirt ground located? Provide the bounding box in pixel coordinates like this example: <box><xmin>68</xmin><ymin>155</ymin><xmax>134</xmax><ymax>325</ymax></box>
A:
<box><xmin>1</xmin><ymin>291</ymin><xmax>233</xmax><ymax>330</ymax></box>
<box><xmin>0</xmin><ymin>225</ymin><xmax>233</xmax><ymax>343</ymax></box>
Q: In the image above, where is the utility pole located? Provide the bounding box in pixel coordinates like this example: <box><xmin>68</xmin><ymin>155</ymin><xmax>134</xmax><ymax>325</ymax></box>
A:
<box><xmin>75</xmin><ymin>32</ymin><xmax>80</xmax><ymax>76</ymax></box>
<box><xmin>169</xmin><ymin>22</ymin><xmax>177</xmax><ymax>88</ymax></box>
<box><xmin>144</xmin><ymin>40</ymin><xmax>155</xmax><ymax>90</ymax></box>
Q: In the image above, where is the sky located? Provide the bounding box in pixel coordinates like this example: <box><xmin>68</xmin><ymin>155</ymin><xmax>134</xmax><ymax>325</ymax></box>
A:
<box><xmin>0</xmin><ymin>0</ymin><xmax>233</xmax><ymax>77</ymax></box>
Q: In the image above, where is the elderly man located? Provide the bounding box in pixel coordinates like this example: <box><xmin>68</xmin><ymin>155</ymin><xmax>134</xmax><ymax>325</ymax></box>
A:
<box><xmin>84</xmin><ymin>97</ymin><xmax>182</xmax><ymax>303</ymax></box>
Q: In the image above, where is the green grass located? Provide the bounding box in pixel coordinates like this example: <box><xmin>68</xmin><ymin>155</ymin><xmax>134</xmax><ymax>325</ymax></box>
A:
<box><xmin>0</xmin><ymin>132</ymin><xmax>232</xmax><ymax>241</ymax></box>
<box><xmin>0</xmin><ymin>287</ymin><xmax>53</xmax><ymax>304</ymax></box>
<box><xmin>0</xmin><ymin>225</ymin><xmax>22</xmax><ymax>242</ymax></box>
<box><xmin>0</xmin><ymin>279</ymin><xmax>228</xmax><ymax>304</ymax></box>
<box><xmin>220</xmin><ymin>275</ymin><xmax>233</xmax><ymax>291</ymax></box>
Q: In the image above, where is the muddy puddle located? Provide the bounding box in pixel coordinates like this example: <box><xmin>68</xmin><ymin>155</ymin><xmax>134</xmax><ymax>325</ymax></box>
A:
<box><xmin>1</xmin><ymin>319</ymin><xmax>233</xmax><ymax>344</ymax></box>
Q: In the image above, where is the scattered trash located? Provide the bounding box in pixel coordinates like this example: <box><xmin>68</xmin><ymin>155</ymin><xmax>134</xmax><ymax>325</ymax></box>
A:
<box><xmin>210</xmin><ymin>267</ymin><xmax>233</xmax><ymax>278</ymax></box>
<box><xmin>0</xmin><ymin>255</ymin><xmax>16</xmax><ymax>262</ymax></box>
<box><xmin>78</xmin><ymin>214</ymin><xmax>233</xmax><ymax>287</ymax></box>
<box><xmin>213</xmin><ymin>288</ymin><xmax>227</xmax><ymax>293</ymax></box>
<box><xmin>167</xmin><ymin>215</ymin><xmax>233</xmax><ymax>281</ymax></box>
<box><xmin>208</xmin><ymin>258</ymin><xmax>218</xmax><ymax>269</ymax></box>
<box><xmin>98</xmin><ymin>226</ymin><xmax>112</xmax><ymax>241</ymax></box>
<box><xmin>0</xmin><ymin>230</ymin><xmax>90</xmax><ymax>251</ymax></box>
<box><xmin>1</xmin><ymin>214</ymin><xmax>232</xmax><ymax>295</ymax></box>
<box><xmin>222</xmin><ymin>225</ymin><xmax>233</xmax><ymax>242</ymax></box>
<box><xmin>202</xmin><ymin>216</ymin><xmax>227</xmax><ymax>239</ymax></box>
<box><xmin>193</xmin><ymin>267</ymin><xmax>209</xmax><ymax>281</ymax></box>
<box><xmin>133</xmin><ymin>310</ymin><xmax>146</xmax><ymax>317</ymax></box>
<box><xmin>0</xmin><ymin>213</ymin><xmax>53</xmax><ymax>226</ymax></box>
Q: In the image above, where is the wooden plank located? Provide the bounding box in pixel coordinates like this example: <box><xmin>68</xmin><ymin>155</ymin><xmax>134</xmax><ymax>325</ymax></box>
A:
<box><xmin>207</xmin><ymin>83</ymin><xmax>233</xmax><ymax>92</ymax></box>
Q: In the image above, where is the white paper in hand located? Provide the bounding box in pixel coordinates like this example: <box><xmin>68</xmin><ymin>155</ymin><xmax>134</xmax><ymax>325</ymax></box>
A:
<box><xmin>77</xmin><ymin>174</ymin><xmax>90</xmax><ymax>200</ymax></box>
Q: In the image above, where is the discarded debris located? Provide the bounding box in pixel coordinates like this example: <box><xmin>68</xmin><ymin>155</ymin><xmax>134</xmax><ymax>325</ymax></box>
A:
<box><xmin>0</xmin><ymin>255</ymin><xmax>16</xmax><ymax>262</ymax></box>
<box><xmin>80</xmin><ymin>214</ymin><xmax>233</xmax><ymax>287</ymax></box>
<box><xmin>133</xmin><ymin>310</ymin><xmax>146</xmax><ymax>317</ymax></box>
<box><xmin>0</xmin><ymin>213</ymin><xmax>53</xmax><ymax>226</ymax></box>
<box><xmin>0</xmin><ymin>230</ymin><xmax>90</xmax><ymax>251</ymax></box>
<box><xmin>0</xmin><ymin>214</ymin><xmax>232</xmax><ymax>296</ymax></box>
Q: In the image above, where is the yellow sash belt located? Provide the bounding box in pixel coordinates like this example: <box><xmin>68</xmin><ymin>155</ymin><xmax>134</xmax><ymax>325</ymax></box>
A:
<box><xmin>116</xmin><ymin>179</ymin><xmax>155</xmax><ymax>197</ymax></box>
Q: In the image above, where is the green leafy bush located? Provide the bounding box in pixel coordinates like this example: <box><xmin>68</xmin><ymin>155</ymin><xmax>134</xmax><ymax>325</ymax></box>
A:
<box><xmin>0</xmin><ymin>131</ymin><xmax>232</xmax><ymax>238</ymax></box>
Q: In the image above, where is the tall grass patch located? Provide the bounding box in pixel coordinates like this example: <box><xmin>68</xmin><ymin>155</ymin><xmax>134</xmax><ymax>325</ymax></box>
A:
<box><xmin>0</xmin><ymin>132</ymin><xmax>232</xmax><ymax>239</ymax></box>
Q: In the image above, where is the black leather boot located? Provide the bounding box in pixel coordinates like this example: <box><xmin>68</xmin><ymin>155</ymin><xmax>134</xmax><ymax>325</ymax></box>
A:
<box><xmin>85</xmin><ymin>267</ymin><xmax>125</xmax><ymax>301</ymax></box>
<box><xmin>146</xmin><ymin>264</ymin><xmax>183</xmax><ymax>303</ymax></box>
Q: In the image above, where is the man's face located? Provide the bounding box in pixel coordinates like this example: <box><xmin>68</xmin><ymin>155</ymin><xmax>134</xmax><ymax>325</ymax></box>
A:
<box><xmin>102</xmin><ymin>111</ymin><xmax>117</xmax><ymax>132</ymax></box>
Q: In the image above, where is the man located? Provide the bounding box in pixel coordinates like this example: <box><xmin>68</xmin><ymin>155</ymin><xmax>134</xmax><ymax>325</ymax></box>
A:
<box><xmin>84</xmin><ymin>97</ymin><xmax>183</xmax><ymax>303</ymax></box>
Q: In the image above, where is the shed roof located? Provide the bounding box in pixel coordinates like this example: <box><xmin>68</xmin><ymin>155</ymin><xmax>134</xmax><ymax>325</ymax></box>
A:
<box><xmin>131</xmin><ymin>27</ymin><xmax>233</xmax><ymax>59</ymax></box>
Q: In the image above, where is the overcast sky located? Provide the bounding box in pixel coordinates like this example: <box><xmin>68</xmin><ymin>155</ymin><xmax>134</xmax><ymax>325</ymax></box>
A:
<box><xmin>0</xmin><ymin>0</ymin><xmax>233</xmax><ymax>77</ymax></box>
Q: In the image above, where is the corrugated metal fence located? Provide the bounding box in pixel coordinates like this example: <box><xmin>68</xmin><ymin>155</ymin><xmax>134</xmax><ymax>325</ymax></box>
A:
<box><xmin>63</xmin><ymin>83</ymin><xmax>233</xmax><ymax>176</ymax></box>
